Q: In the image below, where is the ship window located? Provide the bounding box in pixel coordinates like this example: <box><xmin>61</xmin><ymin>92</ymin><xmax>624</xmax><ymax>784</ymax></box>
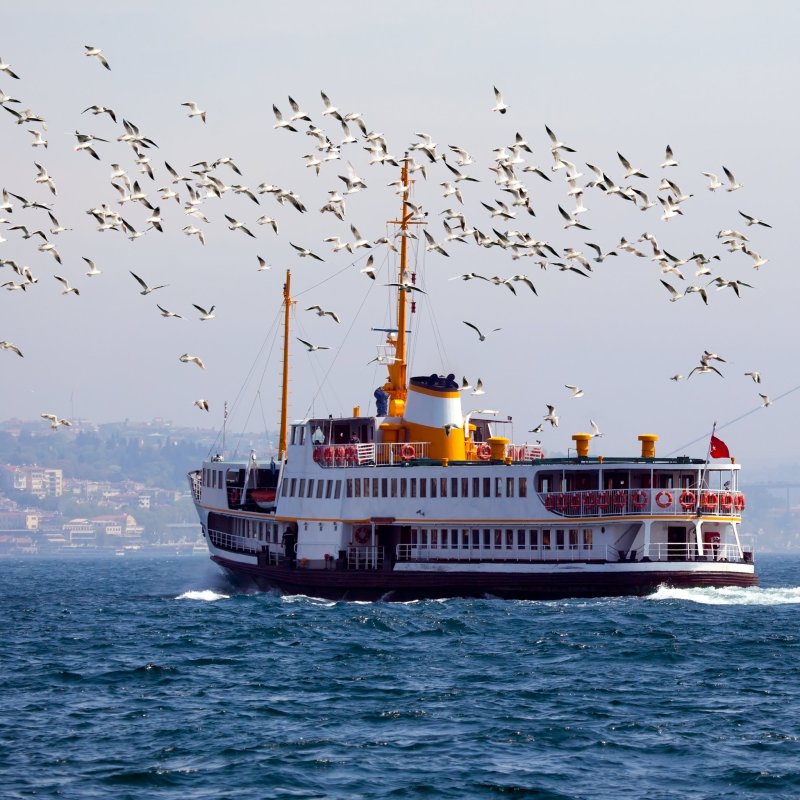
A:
<box><xmin>410</xmin><ymin>478</ymin><xmax>416</xmax><ymax>498</ymax></box>
<box><xmin>483</xmin><ymin>529</ymin><xmax>491</xmax><ymax>548</ymax></box>
<box><xmin>419</xmin><ymin>479</ymin><xmax>427</xmax><ymax>498</ymax></box>
<box><xmin>210</xmin><ymin>470</ymin><xmax>215</xmax><ymax>488</ymax></box>
<box><xmin>420</xmin><ymin>530</ymin><xmax>428</xmax><ymax>546</ymax></box>
<box><xmin>507</xmin><ymin>477</ymin><xmax>515</xmax><ymax>498</ymax></box>
<box><xmin>291</xmin><ymin>426</ymin><xmax>298</xmax><ymax>445</ymax></box>
<box><xmin>556</xmin><ymin>529</ymin><xmax>565</xmax><ymax>551</ymax></box>
<box><xmin>440</xmin><ymin>477</ymin><xmax>447</xmax><ymax>498</ymax></box>
<box><xmin>494</xmin><ymin>529</ymin><xmax>502</xmax><ymax>549</ymax></box>
<box><xmin>451</xmin><ymin>477</ymin><xmax>458</xmax><ymax>497</ymax></box>
<box><xmin>583</xmin><ymin>528</ymin><xmax>593</xmax><ymax>549</ymax></box>
<box><xmin>430</xmin><ymin>529</ymin><xmax>438</xmax><ymax>548</ymax></box>
<box><xmin>462</xmin><ymin>477</ymin><xmax>469</xmax><ymax>497</ymax></box>
<box><xmin>346</xmin><ymin>479</ymin><xmax>353</xmax><ymax>498</ymax></box>
<box><xmin>517</xmin><ymin>530</ymin><xmax>526</xmax><ymax>549</ymax></box>
<box><xmin>473</xmin><ymin>476</ymin><xmax>480</xmax><ymax>497</ymax></box>
<box><xmin>537</xmin><ymin>474</ymin><xmax>552</xmax><ymax>493</ymax></box>
<box><xmin>299</xmin><ymin>479</ymin><xmax>306</xmax><ymax>497</ymax></box>
<box><xmin>307</xmin><ymin>479</ymin><xmax>314</xmax><ymax>498</ymax></box>
<box><xmin>495</xmin><ymin>478</ymin><xmax>503</xmax><ymax>497</ymax></box>
<box><xmin>316</xmin><ymin>481</ymin><xmax>324</xmax><ymax>498</ymax></box>
<box><xmin>411</xmin><ymin>529</ymin><xmax>418</xmax><ymax>546</ymax></box>
<box><xmin>381</xmin><ymin>478</ymin><xmax>388</xmax><ymax>497</ymax></box>
<box><xmin>354</xmin><ymin>479</ymin><xmax>361</xmax><ymax>498</ymax></box>
<box><xmin>462</xmin><ymin>529</ymin><xmax>470</xmax><ymax>549</ymax></box>
<box><xmin>472</xmin><ymin>529</ymin><xmax>480</xmax><ymax>549</ymax></box>
<box><xmin>372</xmin><ymin>478</ymin><xmax>378</xmax><ymax>497</ymax></box>
<box><xmin>326</xmin><ymin>480</ymin><xmax>333</xmax><ymax>499</ymax></box>
<box><xmin>451</xmin><ymin>529</ymin><xmax>459</xmax><ymax>548</ymax></box>
<box><xmin>363</xmin><ymin>478</ymin><xmax>370</xmax><ymax>498</ymax></box>
<box><xmin>530</xmin><ymin>529</ymin><xmax>539</xmax><ymax>550</ymax></box>
<box><xmin>542</xmin><ymin>529</ymin><xmax>551</xmax><ymax>549</ymax></box>
<box><xmin>483</xmin><ymin>477</ymin><xmax>491</xmax><ymax>497</ymax></box>
<box><xmin>281</xmin><ymin>480</ymin><xmax>288</xmax><ymax>497</ymax></box>
<box><xmin>439</xmin><ymin>528</ymin><xmax>447</xmax><ymax>549</ymax></box>
<box><xmin>400</xmin><ymin>478</ymin><xmax>407</xmax><ymax>498</ymax></box>
<box><xmin>569</xmin><ymin>529</ymin><xmax>578</xmax><ymax>550</ymax></box>
<box><xmin>505</xmin><ymin>529</ymin><xmax>513</xmax><ymax>549</ymax></box>
<box><xmin>290</xmin><ymin>478</ymin><xmax>297</xmax><ymax>496</ymax></box>
<box><xmin>334</xmin><ymin>480</ymin><xmax>342</xmax><ymax>499</ymax></box>
<box><xmin>519</xmin><ymin>477</ymin><xmax>527</xmax><ymax>498</ymax></box>
<box><xmin>430</xmin><ymin>478</ymin><xmax>437</xmax><ymax>498</ymax></box>
<box><xmin>391</xmin><ymin>478</ymin><xmax>398</xmax><ymax>498</ymax></box>
<box><xmin>298</xmin><ymin>427</ymin><xmax>305</xmax><ymax>445</ymax></box>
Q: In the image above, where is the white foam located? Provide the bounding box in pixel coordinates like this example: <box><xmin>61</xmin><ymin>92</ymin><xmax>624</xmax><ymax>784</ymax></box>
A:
<box><xmin>175</xmin><ymin>589</ymin><xmax>230</xmax><ymax>602</ymax></box>
<box><xmin>649</xmin><ymin>585</ymin><xmax>800</xmax><ymax>606</ymax></box>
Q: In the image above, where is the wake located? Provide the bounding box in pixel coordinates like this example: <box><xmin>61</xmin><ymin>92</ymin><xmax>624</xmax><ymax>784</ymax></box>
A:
<box><xmin>175</xmin><ymin>589</ymin><xmax>230</xmax><ymax>602</ymax></box>
<box><xmin>649</xmin><ymin>585</ymin><xmax>800</xmax><ymax>606</ymax></box>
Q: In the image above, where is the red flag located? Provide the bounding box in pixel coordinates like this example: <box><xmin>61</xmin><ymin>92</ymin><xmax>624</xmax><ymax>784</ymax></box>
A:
<box><xmin>710</xmin><ymin>435</ymin><xmax>730</xmax><ymax>459</ymax></box>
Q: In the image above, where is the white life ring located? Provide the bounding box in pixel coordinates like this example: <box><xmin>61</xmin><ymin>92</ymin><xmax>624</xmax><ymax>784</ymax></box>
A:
<box><xmin>353</xmin><ymin>525</ymin><xmax>370</xmax><ymax>545</ymax></box>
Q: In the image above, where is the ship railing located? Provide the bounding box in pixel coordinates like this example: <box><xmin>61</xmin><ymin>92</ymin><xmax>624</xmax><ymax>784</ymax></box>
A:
<box><xmin>188</xmin><ymin>470</ymin><xmax>202</xmax><ymax>501</ymax></box>
<box><xmin>346</xmin><ymin>545</ymin><xmax>383</xmax><ymax>569</ymax></box>
<box><xmin>397</xmin><ymin>543</ymin><xmax>593</xmax><ymax>563</ymax></box>
<box><xmin>312</xmin><ymin>442</ymin><xmax>429</xmax><ymax>467</ymax></box>
<box><xmin>207</xmin><ymin>528</ymin><xmax>260</xmax><ymax>554</ymax></box>
<box><xmin>538</xmin><ymin>488</ymin><xmax>745</xmax><ymax>518</ymax></box>
<box><xmin>506</xmin><ymin>444</ymin><xmax>545</xmax><ymax>461</ymax></box>
<box><xmin>643</xmin><ymin>541</ymin><xmax>749</xmax><ymax>563</ymax></box>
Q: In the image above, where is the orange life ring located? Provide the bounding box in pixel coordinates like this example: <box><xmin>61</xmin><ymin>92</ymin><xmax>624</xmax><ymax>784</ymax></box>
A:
<box><xmin>631</xmin><ymin>490</ymin><xmax>648</xmax><ymax>510</ymax></box>
<box><xmin>569</xmin><ymin>492</ymin><xmax>581</xmax><ymax>509</ymax></box>
<box><xmin>655</xmin><ymin>490</ymin><xmax>673</xmax><ymax>509</ymax></box>
<box><xmin>353</xmin><ymin>525</ymin><xmax>370</xmax><ymax>545</ymax></box>
<box><xmin>701</xmin><ymin>491</ymin><xmax>718</xmax><ymax>511</ymax></box>
<box><xmin>544</xmin><ymin>494</ymin><xmax>556</xmax><ymax>511</ymax></box>
<box><xmin>596</xmin><ymin>490</ymin><xmax>611</xmax><ymax>510</ymax></box>
<box><xmin>733</xmin><ymin>493</ymin><xmax>745</xmax><ymax>511</ymax></box>
<box><xmin>400</xmin><ymin>443</ymin><xmax>415</xmax><ymax>461</ymax></box>
<box><xmin>555</xmin><ymin>493</ymin><xmax>567</xmax><ymax>512</ymax></box>
<box><xmin>323</xmin><ymin>446</ymin><xmax>334</xmax><ymax>463</ymax></box>
<box><xmin>679</xmin><ymin>490</ymin><xmax>696</xmax><ymax>510</ymax></box>
<box><xmin>583</xmin><ymin>492</ymin><xmax>596</xmax><ymax>509</ymax></box>
<box><xmin>720</xmin><ymin>492</ymin><xmax>733</xmax><ymax>510</ymax></box>
<box><xmin>345</xmin><ymin>445</ymin><xmax>358</xmax><ymax>463</ymax></box>
<box><xmin>612</xmin><ymin>490</ymin><xmax>626</xmax><ymax>506</ymax></box>
<box><xmin>312</xmin><ymin>447</ymin><xmax>322</xmax><ymax>463</ymax></box>
<box><xmin>229</xmin><ymin>488</ymin><xmax>239</xmax><ymax>504</ymax></box>
<box><xmin>335</xmin><ymin>445</ymin><xmax>346</xmax><ymax>461</ymax></box>
<box><xmin>477</xmin><ymin>443</ymin><xmax>491</xmax><ymax>461</ymax></box>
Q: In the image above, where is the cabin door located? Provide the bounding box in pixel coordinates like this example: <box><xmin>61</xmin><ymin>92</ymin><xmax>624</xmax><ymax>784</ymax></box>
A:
<box><xmin>376</xmin><ymin>525</ymin><xmax>403</xmax><ymax>568</ymax></box>
<box><xmin>667</xmin><ymin>526</ymin><xmax>687</xmax><ymax>561</ymax></box>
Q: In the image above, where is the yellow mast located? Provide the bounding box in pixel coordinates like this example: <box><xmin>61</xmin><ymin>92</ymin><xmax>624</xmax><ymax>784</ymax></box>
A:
<box><xmin>278</xmin><ymin>269</ymin><xmax>291</xmax><ymax>459</ymax></box>
<box><xmin>384</xmin><ymin>156</ymin><xmax>418</xmax><ymax>417</ymax></box>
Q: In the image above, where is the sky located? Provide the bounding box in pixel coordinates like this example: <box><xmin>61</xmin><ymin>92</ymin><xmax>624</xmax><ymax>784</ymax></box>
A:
<box><xmin>0</xmin><ymin>1</ymin><xmax>798</xmax><ymax>470</ymax></box>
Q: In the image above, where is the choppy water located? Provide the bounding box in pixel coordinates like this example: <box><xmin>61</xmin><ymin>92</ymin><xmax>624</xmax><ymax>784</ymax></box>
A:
<box><xmin>1</xmin><ymin>554</ymin><xmax>799</xmax><ymax>800</ymax></box>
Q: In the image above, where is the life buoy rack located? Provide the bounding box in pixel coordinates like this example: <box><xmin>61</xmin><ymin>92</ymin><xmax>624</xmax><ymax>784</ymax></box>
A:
<box><xmin>400</xmin><ymin>443</ymin><xmax>415</xmax><ymax>461</ymax></box>
<box><xmin>733</xmin><ymin>493</ymin><xmax>745</xmax><ymax>511</ymax></box>
<box><xmin>655</xmin><ymin>490</ymin><xmax>673</xmax><ymax>509</ymax></box>
<box><xmin>229</xmin><ymin>488</ymin><xmax>240</xmax><ymax>505</ymax></box>
<box><xmin>719</xmin><ymin>492</ymin><xmax>733</xmax><ymax>511</ymax></box>
<box><xmin>476</xmin><ymin>442</ymin><xmax>492</xmax><ymax>461</ymax></box>
<box><xmin>679</xmin><ymin>490</ymin><xmax>696</xmax><ymax>510</ymax></box>
<box><xmin>353</xmin><ymin>525</ymin><xmax>370</xmax><ymax>545</ymax></box>
<box><xmin>631</xmin><ymin>490</ymin><xmax>648</xmax><ymax>510</ymax></box>
<box><xmin>701</xmin><ymin>491</ymin><xmax>718</xmax><ymax>511</ymax></box>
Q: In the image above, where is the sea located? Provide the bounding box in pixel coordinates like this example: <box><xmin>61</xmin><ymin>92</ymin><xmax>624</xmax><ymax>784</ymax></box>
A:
<box><xmin>1</xmin><ymin>554</ymin><xmax>799</xmax><ymax>800</ymax></box>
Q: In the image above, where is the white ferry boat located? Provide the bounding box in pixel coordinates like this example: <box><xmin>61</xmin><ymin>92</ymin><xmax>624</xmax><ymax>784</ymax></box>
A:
<box><xmin>188</xmin><ymin>162</ymin><xmax>756</xmax><ymax>601</ymax></box>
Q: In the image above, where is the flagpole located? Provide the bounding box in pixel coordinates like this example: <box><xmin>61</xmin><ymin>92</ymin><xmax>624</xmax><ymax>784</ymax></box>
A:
<box><xmin>697</xmin><ymin>420</ymin><xmax>716</xmax><ymax>513</ymax></box>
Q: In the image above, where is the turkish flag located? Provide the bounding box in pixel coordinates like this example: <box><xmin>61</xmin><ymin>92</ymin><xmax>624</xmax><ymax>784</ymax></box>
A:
<box><xmin>710</xmin><ymin>435</ymin><xmax>730</xmax><ymax>459</ymax></box>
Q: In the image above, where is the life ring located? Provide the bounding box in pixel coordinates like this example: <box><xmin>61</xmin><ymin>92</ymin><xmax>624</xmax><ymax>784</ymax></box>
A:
<box><xmin>229</xmin><ymin>488</ymin><xmax>239</xmax><ymax>505</ymax></box>
<box><xmin>733</xmin><ymin>493</ymin><xmax>745</xmax><ymax>511</ymax></box>
<box><xmin>400</xmin><ymin>443</ymin><xmax>415</xmax><ymax>461</ymax></box>
<box><xmin>583</xmin><ymin>492</ymin><xmax>596</xmax><ymax>509</ymax></box>
<box><xmin>569</xmin><ymin>492</ymin><xmax>581</xmax><ymax>509</ymax></box>
<box><xmin>701</xmin><ymin>491</ymin><xmax>718</xmax><ymax>511</ymax></box>
<box><xmin>345</xmin><ymin>445</ymin><xmax>358</xmax><ymax>463</ymax></box>
<box><xmin>596</xmin><ymin>490</ymin><xmax>611</xmax><ymax>510</ymax></box>
<box><xmin>612</xmin><ymin>490</ymin><xmax>626</xmax><ymax>506</ymax></box>
<box><xmin>655</xmin><ymin>490</ymin><xmax>673</xmax><ymax>509</ymax></box>
<box><xmin>323</xmin><ymin>446</ymin><xmax>334</xmax><ymax>463</ymax></box>
<box><xmin>631</xmin><ymin>490</ymin><xmax>648</xmax><ymax>510</ymax></box>
<box><xmin>353</xmin><ymin>525</ymin><xmax>370</xmax><ymax>545</ymax></box>
<box><xmin>555</xmin><ymin>493</ymin><xmax>568</xmax><ymax>512</ymax></box>
<box><xmin>679</xmin><ymin>490</ymin><xmax>696</xmax><ymax>510</ymax></box>
<box><xmin>335</xmin><ymin>445</ymin><xmax>346</xmax><ymax>461</ymax></box>
<box><xmin>720</xmin><ymin>492</ymin><xmax>733</xmax><ymax>510</ymax></box>
<box><xmin>312</xmin><ymin>447</ymin><xmax>322</xmax><ymax>463</ymax></box>
<box><xmin>477</xmin><ymin>443</ymin><xmax>491</xmax><ymax>461</ymax></box>
<box><xmin>544</xmin><ymin>494</ymin><xmax>556</xmax><ymax>511</ymax></box>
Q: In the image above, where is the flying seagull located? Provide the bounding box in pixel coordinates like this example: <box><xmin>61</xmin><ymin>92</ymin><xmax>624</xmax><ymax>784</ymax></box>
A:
<box><xmin>130</xmin><ymin>271</ymin><xmax>168</xmax><ymax>295</ymax></box>
<box><xmin>157</xmin><ymin>304</ymin><xmax>183</xmax><ymax>319</ymax></box>
<box><xmin>491</xmin><ymin>86</ymin><xmax>509</xmax><ymax>114</ymax></box>
<box><xmin>194</xmin><ymin>399</ymin><xmax>209</xmax><ymax>412</ymax></box>
<box><xmin>463</xmin><ymin>321</ymin><xmax>501</xmax><ymax>341</ymax></box>
<box><xmin>84</xmin><ymin>45</ymin><xmax>110</xmax><ymax>70</ymax></box>
<box><xmin>297</xmin><ymin>338</ymin><xmax>330</xmax><ymax>352</ymax></box>
<box><xmin>179</xmin><ymin>353</ymin><xmax>205</xmax><ymax>368</ymax></box>
<box><xmin>565</xmin><ymin>384</ymin><xmax>584</xmax><ymax>398</ymax></box>
<box><xmin>192</xmin><ymin>304</ymin><xmax>216</xmax><ymax>321</ymax></box>
<box><xmin>543</xmin><ymin>404</ymin><xmax>559</xmax><ymax>428</ymax></box>
<box><xmin>305</xmin><ymin>305</ymin><xmax>341</xmax><ymax>323</ymax></box>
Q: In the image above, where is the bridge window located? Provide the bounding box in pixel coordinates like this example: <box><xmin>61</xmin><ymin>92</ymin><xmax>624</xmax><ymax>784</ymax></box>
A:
<box><xmin>400</xmin><ymin>478</ymin><xmax>407</xmax><ymax>498</ymax></box>
<box><xmin>430</xmin><ymin>478</ymin><xmax>437</xmax><ymax>498</ymax></box>
<box><xmin>519</xmin><ymin>477</ymin><xmax>527</xmax><ymax>498</ymax></box>
<box><xmin>316</xmin><ymin>481</ymin><xmax>324</xmax><ymax>498</ymax></box>
<box><xmin>410</xmin><ymin>478</ymin><xmax>416</xmax><ymax>498</ymax></box>
<box><xmin>334</xmin><ymin>480</ymin><xmax>342</xmax><ymax>499</ymax></box>
<box><xmin>391</xmin><ymin>478</ymin><xmax>398</xmax><ymax>498</ymax></box>
<box><xmin>517</xmin><ymin>530</ymin><xmax>526</xmax><ymax>549</ymax></box>
<box><xmin>346</xmin><ymin>479</ymin><xmax>353</xmax><ymax>498</ymax></box>
<box><xmin>569</xmin><ymin>529</ymin><xmax>578</xmax><ymax>550</ymax></box>
<box><xmin>483</xmin><ymin>477</ymin><xmax>491</xmax><ymax>497</ymax></box>
<box><xmin>290</xmin><ymin>478</ymin><xmax>297</xmax><ymax>496</ymax></box>
<box><xmin>507</xmin><ymin>477</ymin><xmax>515</xmax><ymax>498</ymax></box>
<box><xmin>307</xmin><ymin>479</ymin><xmax>314</xmax><ymax>498</ymax></box>
<box><xmin>473</xmin><ymin>476</ymin><xmax>480</xmax><ymax>497</ymax></box>
<box><xmin>419</xmin><ymin>478</ymin><xmax>426</xmax><ymax>498</ymax></box>
<box><xmin>451</xmin><ymin>477</ymin><xmax>459</xmax><ymax>497</ymax></box>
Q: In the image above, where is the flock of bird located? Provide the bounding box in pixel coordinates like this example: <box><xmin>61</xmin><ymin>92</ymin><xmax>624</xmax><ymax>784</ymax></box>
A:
<box><xmin>0</xmin><ymin>46</ymin><xmax>774</xmax><ymax>441</ymax></box>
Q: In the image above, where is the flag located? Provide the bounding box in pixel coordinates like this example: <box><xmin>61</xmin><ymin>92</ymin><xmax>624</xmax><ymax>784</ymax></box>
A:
<box><xmin>710</xmin><ymin>435</ymin><xmax>730</xmax><ymax>459</ymax></box>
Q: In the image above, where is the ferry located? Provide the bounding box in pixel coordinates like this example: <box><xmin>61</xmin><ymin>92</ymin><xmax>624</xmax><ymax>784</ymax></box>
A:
<box><xmin>188</xmin><ymin>161</ymin><xmax>757</xmax><ymax>601</ymax></box>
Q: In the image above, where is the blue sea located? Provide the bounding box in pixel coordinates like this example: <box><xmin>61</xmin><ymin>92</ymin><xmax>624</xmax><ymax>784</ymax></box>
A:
<box><xmin>1</xmin><ymin>554</ymin><xmax>799</xmax><ymax>800</ymax></box>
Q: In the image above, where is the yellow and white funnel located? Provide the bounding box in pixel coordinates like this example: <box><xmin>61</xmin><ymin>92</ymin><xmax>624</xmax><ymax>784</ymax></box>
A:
<box><xmin>402</xmin><ymin>374</ymin><xmax>465</xmax><ymax>460</ymax></box>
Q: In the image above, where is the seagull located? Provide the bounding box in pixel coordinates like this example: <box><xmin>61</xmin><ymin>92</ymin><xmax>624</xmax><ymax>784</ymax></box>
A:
<box><xmin>272</xmin><ymin>104</ymin><xmax>297</xmax><ymax>132</ymax></box>
<box><xmin>545</xmin><ymin>125</ymin><xmax>575</xmax><ymax>153</ymax></box>
<box><xmin>701</xmin><ymin>172</ymin><xmax>723</xmax><ymax>191</ymax></box>
<box><xmin>360</xmin><ymin>255</ymin><xmax>376</xmax><ymax>279</ymax></box>
<box><xmin>585</xmin><ymin>242</ymin><xmax>617</xmax><ymax>262</ymax></box>
<box><xmin>0</xmin><ymin>340</ymin><xmax>23</xmax><ymax>357</ymax></box>
<box><xmin>157</xmin><ymin>304</ymin><xmax>183</xmax><ymax>319</ymax></box>
<box><xmin>759</xmin><ymin>393</ymin><xmax>772</xmax><ymax>408</ymax></box>
<box><xmin>224</xmin><ymin>215</ymin><xmax>256</xmax><ymax>238</ymax></box>
<box><xmin>0</xmin><ymin>57</ymin><xmax>21</xmax><ymax>79</ymax></box>
<box><xmin>543</xmin><ymin>404</ymin><xmax>559</xmax><ymax>428</ymax></box>
<box><xmin>297</xmin><ymin>338</ymin><xmax>330</xmax><ymax>352</ymax></box>
<box><xmin>288</xmin><ymin>96</ymin><xmax>311</xmax><ymax>122</ymax></box>
<box><xmin>290</xmin><ymin>242</ymin><xmax>324</xmax><ymax>261</ymax></box>
<box><xmin>617</xmin><ymin>152</ymin><xmax>648</xmax><ymax>179</ymax></box>
<box><xmin>590</xmin><ymin>419</ymin><xmax>604</xmax><ymax>438</ymax></box>
<box><xmin>84</xmin><ymin>45</ymin><xmax>110</xmax><ymax>70</ymax></box>
<box><xmin>385</xmin><ymin>281</ymin><xmax>425</xmax><ymax>294</ymax></box>
<box><xmin>722</xmin><ymin>165</ymin><xmax>742</xmax><ymax>191</ymax></box>
<box><xmin>192</xmin><ymin>304</ymin><xmax>216</xmax><ymax>321</ymax></box>
<box><xmin>670</xmin><ymin>374</ymin><xmax>684</xmax><ymax>381</ymax></box>
<box><xmin>491</xmin><ymin>86</ymin><xmax>509</xmax><ymax>114</ymax></box>
<box><xmin>181</xmin><ymin>101</ymin><xmax>206</xmax><ymax>123</ymax></box>
<box><xmin>305</xmin><ymin>305</ymin><xmax>341</xmax><ymax>323</ymax></box>
<box><xmin>471</xmin><ymin>378</ymin><xmax>485</xmax><ymax>396</ymax></box>
<box><xmin>194</xmin><ymin>399</ymin><xmax>209</xmax><ymax>412</ymax></box>
<box><xmin>82</xmin><ymin>257</ymin><xmax>102</xmax><ymax>277</ymax></box>
<box><xmin>29</xmin><ymin>129</ymin><xmax>47</xmax><ymax>148</ymax></box>
<box><xmin>130</xmin><ymin>271</ymin><xmax>168</xmax><ymax>295</ymax></box>
<box><xmin>256</xmin><ymin>255</ymin><xmax>270</xmax><ymax>271</ymax></box>
<box><xmin>565</xmin><ymin>384</ymin><xmax>584</xmax><ymax>398</ymax></box>
<box><xmin>182</xmin><ymin>225</ymin><xmax>206</xmax><ymax>244</ymax></box>
<box><xmin>179</xmin><ymin>353</ymin><xmax>205</xmax><ymax>368</ymax></box>
<box><xmin>659</xmin><ymin>145</ymin><xmax>678</xmax><ymax>168</ymax></box>
<box><xmin>82</xmin><ymin>104</ymin><xmax>117</xmax><ymax>122</ymax></box>
<box><xmin>558</xmin><ymin>204</ymin><xmax>590</xmax><ymax>230</ymax></box>
<box><xmin>528</xmin><ymin>423</ymin><xmax>544</xmax><ymax>433</ymax></box>
<box><xmin>53</xmin><ymin>275</ymin><xmax>79</xmax><ymax>296</ymax></box>
<box><xmin>463</xmin><ymin>321</ymin><xmax>501</xmax><ymax>342</ymax></box>
<box><xmin>744</xmin><ymin>371</ymin><xmax>762</xmax><ymax>383</ymax></box>
<box><xmin>41</xmin><ymin>413</ymin><xmax>71</xmax><ymax>430</ymax></box>
<box><xmin>320</xmin><ymin>91</ymin><xmax>342</xmax><ymax>120</ymax></box>
<box><xmin>738</xmin><ymin>211</ymin><xmax>772</xmax><ymax>228</ymax></box>
<box><xmin>660</xmin><ymin>279</ymin><xmax>684</xmax><ymax>302</ymax></box>
<box><xmin>703</xmin><ymin>350</ymin><xmax>726</xmax><ymax>363</ymax></box>
<box><xmin>256</xmin><ymin>216</ymin><xmax>278</xmax><ymax>234</ymax></box>
<box><xmin>688</xmin><ymin>362</ymin><xmax>724</xmax><ymax>378</ymax></box>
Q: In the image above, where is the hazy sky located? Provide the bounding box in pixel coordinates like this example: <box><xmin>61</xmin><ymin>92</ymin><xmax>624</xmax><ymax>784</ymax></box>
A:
<box><xmin>1</xmin><ymin>1</ymin><xmax>798</xmax><ymax>469</ymax></box>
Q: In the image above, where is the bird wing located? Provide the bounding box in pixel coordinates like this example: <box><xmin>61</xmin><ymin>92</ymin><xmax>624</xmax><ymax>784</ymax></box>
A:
<box><xmin>129</xmin><ymin>271</ymin><xmax>148</xmax><ymax>290</ymax></box>
<box><xmin>462</xmin><ymin>321</ymin><xmax>482</xmax><ymax>337</ymax></box>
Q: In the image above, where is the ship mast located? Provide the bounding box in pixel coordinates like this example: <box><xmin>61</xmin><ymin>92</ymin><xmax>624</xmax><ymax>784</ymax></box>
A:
<box><xmin>278</xmin><ymin>269</ymin><xmax>291</xmax><ymax>459</ymax></box>
<box><xmin>383</xmin><ymin>155</ymin><xmax>420</xmax><ymax>417</ymax></box>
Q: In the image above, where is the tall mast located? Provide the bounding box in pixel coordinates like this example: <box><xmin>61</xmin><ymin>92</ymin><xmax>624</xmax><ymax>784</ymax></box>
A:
<box><xmin>278</xmin><ymin>269</ymin><xmax>291</xmax><ymax>459</ymax></box>
<box><xmin>384</xmin><ymin>156</ymin><xmax>416</xmax><ymax>417</ymax></box>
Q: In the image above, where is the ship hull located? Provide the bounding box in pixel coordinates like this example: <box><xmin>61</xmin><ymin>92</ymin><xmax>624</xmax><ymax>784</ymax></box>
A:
<box><xmin>212</xmin><ymin>554</ymin><xmax>757</xmax><ymax>602</ymax></box>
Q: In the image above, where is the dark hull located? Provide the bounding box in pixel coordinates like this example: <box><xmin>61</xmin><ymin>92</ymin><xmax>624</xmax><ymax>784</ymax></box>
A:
<box><xmin>212</xmin><ymin>555</ymin><xmax>758</xmax><ymax>602</ymax></box>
